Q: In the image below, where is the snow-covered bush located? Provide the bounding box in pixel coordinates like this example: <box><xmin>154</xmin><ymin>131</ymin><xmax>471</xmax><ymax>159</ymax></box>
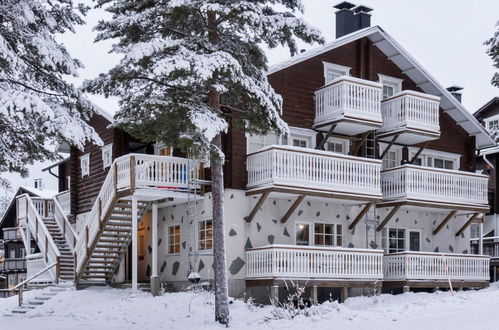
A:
<box><xmin>270</xmin><ymin>284</ymin><xmax>322</xmax><ymax>320</ymax></box>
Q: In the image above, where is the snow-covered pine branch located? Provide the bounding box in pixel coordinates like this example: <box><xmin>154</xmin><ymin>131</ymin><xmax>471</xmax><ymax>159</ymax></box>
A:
<box><xmin>0</xmin><ymin>0</ymin><xmax>101</xmax><ymax>180</ymax></box>
<box><xmin>485</xmin><ymin>20</ymin><xmax>499</xmax><ymax>87</ymax></box>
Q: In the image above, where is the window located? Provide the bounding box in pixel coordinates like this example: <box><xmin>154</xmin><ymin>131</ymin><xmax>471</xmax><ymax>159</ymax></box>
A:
<box><xmin>388</xmin><ymin>228</ymin><xmax>405</xmax><ymax>253</ymax></box>
<box><xmin>325</xmin><ymin>138</ymin><xmax>349</xmax><ymax>155</ymax></box>
<box><xmin>314</xmin><ymin>223</ymin><xmax>342</xmax><ymax>247</ymax></box>
<box><xmin>323</xmin><ymin>62</ymin><xmax>351</xmax><ymax>85</ymax></box>
<box><xmin>80</xmin><ymin>153</ymin><xmax>90</xmax><ymax>177</ymax></box>
<box><xmin>283</xmin><ymin>127</ymin><xmax>315</xmax><ymax>149</ymax></box>
<box><xmin>378</xmin><ymin>74</ymin><xmax>403</xmax><ymax>99</ymax></box>
<box><xmin>409</xmin><ymin>231</ymin><xmax>421</xmax><ymax>252</ymax></box>
<box><xmin>198</xmin><ymin>220</ymin><xmax>213</xmax><ymax>250</ymax></box>
<box><xmin>138</xmin><ymin>231</ymin><xmax>145</xmax><ymax>257</ymax></box>
<box><xmin>102</xmin><ymin>144</ymin><xmax>113</xmax><ymax>169</ymax></box>
<box><xmin>295</xmin><ymin>223</ymin><xmax>310</xmax><ymax>246</ymax></box>
<box><xmin>247</xmin><ymin>132</ymin><xmax>279</xmax><ymax>154</ymax></box>
<box><xmin>408</xmin><ymin>148</ymin><xmax>460</xmax><ymax>171</ymax></box>
<box><xmin>383</xmin><ymin>150</ymin><xmax>397</xmax><ymax>169</ymax></box>
<box><xmin>489</xmin><ymin>120</ymin><xmax>499</xmax><ymax>131</ymax></box>
<box><xmin>168</xmin><ymin>225</ymin><xmax>181</xmax><ymax>254</ymax></box>
<box><xmin>433</xmin><ymin>158</ymin><xmax>454</xmax><ymax>170</ymax></box>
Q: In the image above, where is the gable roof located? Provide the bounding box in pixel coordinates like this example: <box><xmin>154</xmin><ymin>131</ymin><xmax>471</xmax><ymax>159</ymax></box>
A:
<box><xmin>473</xmin><ymin>97</ymin><xmax>499</xmax><ymax>119</ymax></box>
<box><xmin>269</xmin><ymin>25</ymin><xmax>495</xmax><ymax>149</ymax></box>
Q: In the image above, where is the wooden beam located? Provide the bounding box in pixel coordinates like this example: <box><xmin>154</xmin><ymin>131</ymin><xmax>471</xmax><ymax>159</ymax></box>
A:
<box><xmin>281</xmin><ymin>195</ymin><xmax>305</xmax><ymax>223</ymax></box>
<box><xmin>456</xmin><ymin>213</ymin><xmax>480</xmax><ymax>237</ymax></box>
<box><xmin>409</xmin><ymin>142</ymin><xmax>428</xmax><ymax>164</ymax></box>
<box><xmin>245</xmin><ymin>191</ymin><xmax>270</xmax><ymax>223</ymax></box>
<box><xmin>379</xmin><ymin>135</ymin><xmax>399</xmax><ymax>159</ymax></box>
<box><xmin>350</xmin><ymin>132</ymin><xmax>370</xmax><ymax>156</ymax></box>
<box><xmin>376</xmin><ymin>205</ymin><xmax>401</xmax><ymax>231</ymax></box>
<box><xmin>432</xmin><ymin>210</ymin><xmax>458</xmax><ymax>235</ymax></box>
<box><xmin>349</xmin><ymin>203</ymin><xmax>373</xmax><ymax>230</ymax></box>
<box><xmin>317</xmin><ymin>124</ymin><xmax>337</xmax><ymax>150</ymax></box>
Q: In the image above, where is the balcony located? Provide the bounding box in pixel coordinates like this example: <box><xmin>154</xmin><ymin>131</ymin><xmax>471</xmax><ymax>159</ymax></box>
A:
<box><xmin>384</xmin><ymin>252</ymin><xmax>489</xmax><ymax>286</ymax></box>
<box><xmin>377</xmin><ymin>90</ymin><xmax>441</xmax><ymax>145</ymax></box>
<box><xmin>2</xmin><ymin>227</ymin><xmax>22</xmax><ymax>241</ymax></box>
<box><xmin>381</xmin><ymin>165</ymin><xmax>489</xmax><ymax>211</ymax></box>
<box><xmin>246</xmin><ymin>245</ymin><xmax>384</xmax><ymax>283</ymax></box>
<box><xmin>314</xmin><ymin>76</ymin><xmax>383</xmax><ymax>135</ymax></box>
<box><xmin>0</xmin><ymin>258</ymin><xmax>27</xmax><ymax>272</ymax></box>
<box><xmin>246</xmin><ymin>145</ymin><xmax>382</xmax><ymax>201</ymax></box>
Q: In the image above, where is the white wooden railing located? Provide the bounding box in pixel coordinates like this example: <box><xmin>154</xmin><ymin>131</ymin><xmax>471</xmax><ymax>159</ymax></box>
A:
<box><xmin>74</xmin><ymin>153</ymin><xmax>199</xmax><ymax>277</ymax></box>
<box><xmin>381</xmin><ymin>165</ymin><xmax>488</xmax><ymax>206</ymax></box>
<box><xmin>379</xmin><ymin>90</ymin><xmax>440</xmax><ymax>134</ymax></box>
<box><xmin>16</xmin><ymin>194</ymin><xmax>60</xmax><ymax>281</ymax></box>
<box><xmin>53</xmin><ymin>196</ymin><xmax>77</xmax><ymax>251</ymax></box>
<box><xmin>314</xmin><ymin>76</ymin><xmax>382</xmax><ymax>126</ymax></box>
<box><xmin>246</xmin><ymin>245</ymin><xmax>384</xmax><ymax>280</ymax></box>
<box><xmin>55</xmin><ymin>191</ymin><xmax>71</xmax><ymax>216</ymax></box>
<box><xmin>31</xmin><ymin>197</ymin><xmax>54</xmax><ymax>219</ymax></box>
<box><xmin>26</xmin><ymin>254</ymin><xmax>55</xmax><ymax>283</ymax></box>
<box><xmin>247</xmin><ymin>145</ymin><xmax>382</xmax><ymax>197</ymax></box>
<box><xmin>384</xmin><ymin>252</ymin><xmax>490</xmax><ymax>281</ymax></box>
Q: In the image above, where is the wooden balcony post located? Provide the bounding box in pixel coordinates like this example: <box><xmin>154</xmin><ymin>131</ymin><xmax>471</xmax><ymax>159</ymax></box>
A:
<box><xmin>131</xmin><ymin>195</ymin><xmax>138</xmax><ymax>290</ymax></box>
<box><xmin>45</xmin><ymin>236</ymin><xmax>48</xmax><ymax>262</ymax></box>
<box><xmin>113</xmin><ymin>163</ymin><xmax>118</xmax><ymax>194</ymax></box>
<box><xmin>130</xmin><ymin>156</ymin><xmax>136</xmax><ymax>192</ymax></box>
<box><xmin>85</xmin><ymin>226</ymin><xmax>89</xmax><ymax>257</ymax></box>
<box><xmin>56</xmin><ymin>256</ymin><xmax>60</xmax><ymax>284</ymax></box>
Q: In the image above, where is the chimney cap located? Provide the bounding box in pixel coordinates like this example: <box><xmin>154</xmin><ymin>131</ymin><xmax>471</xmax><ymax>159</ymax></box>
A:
<box><xmin>353</xmin><ymin>5</ymin><xmax>373</xmax><ymax>13</ymax></box>
<box><xmin>334</xmin><ymin>1</ymin><xmax>356</xmax><ymax>11</ymax></box>
<box><xmin>447</xmin><ymin>86</ymin><xmax>463</xmax><ymax>93</ymax></box>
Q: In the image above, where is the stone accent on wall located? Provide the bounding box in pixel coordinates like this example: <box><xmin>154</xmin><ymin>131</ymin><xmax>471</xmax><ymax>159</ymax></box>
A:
<box><xmin>448</xmin><ymin>245</ymin><xmax>454</xmax><ymax>252</ymax></box>
<box><xmin>198</xmin><ymin>259</ymin><xmax>205</xmax><ymax>272</ymax></box>
<box><xmin>348</xmin><ymin>243</ymin><xmax>354</xmax><ymax>248</ymax></box>
<box><xmin>229</xmin><ymin>257</ymin><xmax>245</xmax><ymax>275</ymax></box>
<box><xmin>229</xmin><ymin>228</ymin><xmax>237</xmax><ymax>236</ymax></box>
<box><xmin>257</xmin><ymin>222</ymin><xmax>262</xmax><ymax>232</ymax></box>
<box><xmin>268</xmin><ymin>235</ymin><xmax>275</xmax><ymax>244</ymax></box>
<box><xmin>244</xmin><ymin>238</ymin><xmax>253</xmax><ymax>249</ymax></box>
<box><xmin>146</xmin><ymin>264</ymin><xmax>151</xmax><ymax>277</ymax></box>
<box><xmin>160</xmin><ymin>261</ymin><xmax>167</xmax><ymax>273</ymax></box>
<box><xmin>181</xmin><ymin>241</ymin><xmax>186</xmax><ymax>249</ymax></box>
<box><xmin>283</xmin><ymin>227</ymin><xmax>290</xmax><ymax>237</ymax></box>
<box><xmin>172</xmin><ymin>261</ymin><xmax>180</xmax><ymax>276</ymax></box>
<box><xmin>434</xmin><ymin>247</ymin><xmax>439</xmax><ymax>252</ymax></box>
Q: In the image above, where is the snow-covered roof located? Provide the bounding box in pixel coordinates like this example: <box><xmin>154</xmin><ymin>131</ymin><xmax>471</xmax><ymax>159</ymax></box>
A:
<box><xmin>269</xmin><ymin>25</ymin><xmax>495</xmax><ymax>149</ymax></box>
<box><xmin>94</xmin><ymin>104</ymin><xmax>114</xmax><ymax>123</ymax></box>
<box><xmin>21</xmin><ymin>186</ymin><xmax>58</xmax><ymax>199</ymax></box>
<box><xmin>473</xmin><ymin>97</ymin><xmax>499</xmax><ymax>118</ymax></box>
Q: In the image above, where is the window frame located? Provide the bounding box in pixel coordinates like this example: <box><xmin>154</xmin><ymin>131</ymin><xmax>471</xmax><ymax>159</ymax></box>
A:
<box><xmin>295</xmin><ymin>221</ymin><xmax>312</xmax><ymax>246</ymax></box>
<box><xmin>385</xmin><ymin>227</ymin><xmax>406</xmax><ymax>254</ymax></box>
<box><xmin>323</xmin><ymin>62</ymin><xmax>351</xmax><ymax>85</ymax></box>
<box><xmin>197</xmin><ymin>219</ymin><xmax>213</xmax><ymax>252</ymax></box>
<box><xmin>284</xmin><ymin>127</ymin><xmax>316</xmax><ymax>149</ymax></box>
<box><xmin>379</xmin><ymin>143</ymin><xmax>402</xmax><ymax>169</ymax></box>
<box><xmin>313</xmin><ymin>222</ymin><xmax>343</xmax><ymax>247</ymax></box>
<box><xmin>325</xmin><ymin>137</ymin><xmax>350</xmax><ymax>155</ymax></box>
<box><xmin>101</xmin><ymin>144</ymin><xmax>113</xmax><ymax>169</ymax></box>
<box><xmin>80</xmin><ymin>153</ymin><xmax>90</xmax><ymax>178</ymax></box>
<box><xmin>378</xmin><ymin>74</ymin><xmax>403</xmax><ymax>99</ymax></box>
<box><xmin>408</xmin><ymin>229</ymin><xmax>422</xmax><ymax>252</ymax></box>
<box><xmin>167</xmin><ymin>225</ymin><xmax>181</xmax><ymax>255</ymax></box>
<box><xmin>408</xmin><ymin>148</ymin><xmax>461</xmax><ymax>171</ymax></box>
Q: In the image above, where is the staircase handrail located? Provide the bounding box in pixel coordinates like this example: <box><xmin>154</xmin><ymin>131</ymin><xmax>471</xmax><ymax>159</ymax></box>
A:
<box><xmin>53</xmin><ymin>197</ymin><xmax>78</xmax><ymax>251</ymax></box>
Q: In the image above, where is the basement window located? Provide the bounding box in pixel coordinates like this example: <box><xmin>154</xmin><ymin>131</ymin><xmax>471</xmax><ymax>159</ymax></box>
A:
<box><xmin>80</xmin><ymin>154</ymin><xmax>90</xmax><ymax>177</ymax></box>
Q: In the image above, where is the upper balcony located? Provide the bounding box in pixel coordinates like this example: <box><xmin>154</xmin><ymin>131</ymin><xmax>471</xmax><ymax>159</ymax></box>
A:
<box><xmin>314</xmin><ymin>76</ymin><xmax>383</xmax><ymax>135</ymax></box>
<box><xmin>377</xmin><ymin>90</ymin><xmax>441</xmax><ymax>145</ymax></box>
<box><xmin>246</xmin><ymin>145</ymin><xmax>382</xmax><ymax>202</ymax></box>
<box><xmin>381</xmin><ymin>164</ymin><xmax>489</xmax><ymax>211</ymax></box>
<box><xmin>0</xmin><ymin>258</ymin><xmax>26</xmax><ymax>272</ymax></box>
<box><xmin>2</xmin><ymin>227</ymin><xmax>22</xmax><ymax>242</ymax></box>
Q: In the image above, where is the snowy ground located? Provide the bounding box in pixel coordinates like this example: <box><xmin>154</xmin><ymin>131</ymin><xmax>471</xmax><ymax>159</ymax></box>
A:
<box><xmin>1</xmin><ymin>284</ymin><xmax>499</xmax><ymax>330</ymax></box>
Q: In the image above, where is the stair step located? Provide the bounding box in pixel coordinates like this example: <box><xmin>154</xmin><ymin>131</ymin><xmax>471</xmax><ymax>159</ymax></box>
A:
<box><xmin>101</xmin><ymin>233</ymin><xmax>130</xmax><ymax>238</ymax></box>
<box><xmin>99</xmin><ymin>239</ymin><xmax>128</xmax><ymax>244</ymax></box>
<box><xmin>103</xmin><ymin>228</ymin><xmax>131</xmax><ymax>233</ymax></box>
<box><xmin>28</xmin><ymin>301</ymin><xmax>44</xmax><ymax>305</ymax></box>
<box><xmin>108</xmin><ymin>216</ymin><xmax>132</xmax><ymax>221</ymax></box>
<box><xmin>35</xmin><ymin>296</ymin><xmax>51</xmax><ymax>301</ymax></box>
<box><xmin>107</xmin><ymin>222</ymin><xmax>132</xmax><ymax>227</ymax></box>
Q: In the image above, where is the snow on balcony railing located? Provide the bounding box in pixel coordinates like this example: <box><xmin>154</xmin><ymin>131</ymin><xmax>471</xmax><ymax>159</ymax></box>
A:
<box><xmin>246</xmin><ymin>245</ymin><xmax>384</xmax><ymax>280</ymax></box>
<box><xmin>55</xmin><ymin>191</ymin><xmax>71</xmax><ymax>216</ymax></box>
<box><xmin>379</xmin><ymin>90</ymin><xmax>440</xmax><ymax>134</ymax></box>
<box><xmin>384</xmin><ymin>251</ymin><xmax>489</xmax><ymax>281</ymax></box>
<box><xmin>314</xmin><ymin>76</ymin><xmax>382</xmax><ymax>126</ymax></box>
<box><xmin>381</xmin><ymin>165</ymin><xmax>488</xmax><ymax>206</ymax></box>
<box><xmin>247</xmin><ymin>145</ymin><xmax>382</xmax><ymax>197</ymax></box>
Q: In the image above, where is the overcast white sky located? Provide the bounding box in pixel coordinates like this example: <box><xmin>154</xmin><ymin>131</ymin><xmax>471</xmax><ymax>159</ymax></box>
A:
<box><xmin>2</xmin><ymin>0</ymin><xmax>499</xmax><ymax>195</ymax></box>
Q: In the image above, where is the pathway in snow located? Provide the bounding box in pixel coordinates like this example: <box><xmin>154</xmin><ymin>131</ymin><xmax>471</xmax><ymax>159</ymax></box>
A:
<box><xmin>1</xmin><ymin>284</ymin><xmax>499</xmax><ymax>330</ymax></box>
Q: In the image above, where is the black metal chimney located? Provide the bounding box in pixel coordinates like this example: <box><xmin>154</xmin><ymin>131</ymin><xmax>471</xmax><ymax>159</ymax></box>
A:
<box><xmin>447</xmin><ymin>86</ymin><xmax>463</xmax><ymax>103</ymax></box>
<box><xmin>353</xmin><ymin>5</ymin><xmax>373</xmax><ymax>30</ymax></box>
<box><xmin>334</xmin><ymin>1</ymin><xmax>356</xmax><ymax>38</ymax></box>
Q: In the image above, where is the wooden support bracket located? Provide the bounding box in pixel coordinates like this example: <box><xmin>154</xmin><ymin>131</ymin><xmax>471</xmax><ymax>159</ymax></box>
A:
<box><xmin>432</xmin><ymin>210</ymin><xmax>457</xmax><ymax>235</ymax></box>
<box><xmin>409</xmin><ymin>142</ymin><xmax>429</xmax><ymax>164</ymax></box>
<box><xmin>281</xmin><ymin>195</ymin><xmax>305</xmax><ymax>223</ymax></box>
<box><xmin>456</xmin><ymin>213</ymin><xmax>480</xmax><ymax>237</ymax></box>
<box><xmin>350</xmin><ymin>132</ymin><xmax>370</xmax><ymax>156</ymax></box>
<box><xmin>379</xmin><ymin>135</ymin><xmax>399</xmax><ymax>159</ymax></box>
<box><xmin>245</xmin><ymin>191</ymin><xmax>270</xmax><ymax>223</ymax></box>
<box><xmin>317</xmin><ymin>124</ymin><xmax>337</xmax><ymax>150</ymax></box>
<box><xmin>376</xmin><ymin>205</ymin><xmax>401</xmax><ymax>231</ymax></box>
<box><xmin>349</xmin><ymin>203</ymin><xmax>373</xmax><ymax>230</ymax></box>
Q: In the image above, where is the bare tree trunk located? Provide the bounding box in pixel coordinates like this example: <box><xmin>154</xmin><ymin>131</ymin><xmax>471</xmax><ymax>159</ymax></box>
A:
<box><xmin>208</xmin><ymin>11</ymin><xmax>230</xmax><ymax>326</ymax></box>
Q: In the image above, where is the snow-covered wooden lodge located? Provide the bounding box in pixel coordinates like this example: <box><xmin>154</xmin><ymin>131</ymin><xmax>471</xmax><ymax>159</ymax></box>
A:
<box><xmin>3</xmin><ymin>2</ymin><xmax>495</xmax><ymax>303</ymax></box>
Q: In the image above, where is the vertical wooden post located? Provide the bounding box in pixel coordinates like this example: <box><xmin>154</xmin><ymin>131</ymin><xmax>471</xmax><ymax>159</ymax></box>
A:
<box><xmin>74</xmin><ymin>252</ymin><xmax>78</xmax><ymax>282</ymax></box>
<box><xmin>98</xmin><ymin>198</ymin><xmax>103</xmax><ymax>229</ymax></box>
<box><xmin>45</xmin><ymin>236</ymin><xmax>48</xmax><ymax>262</ymax></box>
<box><xmin>114</xmin><ymin>163</ymin><xmax>118</xmax><ymax>194</ymax></box>
<box><xmin>130</xmin><ymin>156</ymin><xmax>136</xmax><ymax>192</ymax></box>
<box><xmin>151</xmin><ymin>202</ymin><xmax>158</xmax><ymax>277</ymax></box>
<box><xmin>131</xmin><ymin>195</ymin><xmax>138</xmax><ymax>290</ymax></box>
<box><xmin>56</xmin><ymin>256</ymin><xmax>60</xmax><ymax>284</ymax></box>
<box><xmin>479</xmin><ymin>222</ymin><xmax>484</xmax><ymax>255</ymax></box>
<box><xmin>85</xmin><ymin>226</ymin><xmax>89</xmax><ymax>257</ymax></box>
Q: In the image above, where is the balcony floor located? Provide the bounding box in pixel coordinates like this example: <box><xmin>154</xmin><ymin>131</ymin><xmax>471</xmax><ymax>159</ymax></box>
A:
<box><xmin>314</xmin><ymin>116</ymin><xmax>382</xmax><ymax>136</ymax></box>
<box><xmin>383</xmin><ymin>279</ymin><xmax>489</xmax><ymax>289</ymax></box>
<box><xmin>377</xmin><ymin>127</ymin><xmax>440</xmax><ymax>145</ymax></box>
<box><xmin>246</xmin><ymin>278</ymin><xmax>380</xmax><ymax>288</ymax></box>
<box><xmin>377</xmin><ymin>199</ymin><xmax>489</xmax><ymax>213</ymax></box>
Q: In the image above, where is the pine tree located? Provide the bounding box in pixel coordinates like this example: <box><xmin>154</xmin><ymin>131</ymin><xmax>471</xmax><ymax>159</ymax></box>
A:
<box><xmin>0</xmin><ymin>1</ymin><xmax>101</xmax><ymax>186</ymax></box>
<box><xmin>84</xmin><ymin>1</ymin><xmax>323</xmax><ymax>324</ymax></box>
<box><xmin>486</xmin><ymin>20</ymin><xmax>499</xmax><ymax>87</ymax></box>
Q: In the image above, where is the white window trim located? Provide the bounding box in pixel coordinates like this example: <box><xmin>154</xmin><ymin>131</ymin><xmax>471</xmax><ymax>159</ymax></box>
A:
<box><xmin>483</xmin><ymin>114</ymin><xmax>499</xmax><ymax>134</ymax></box>
<box><xmin>378</xmin><ymin>74</ymin><xmax>403</xmax><ymax>95</ymax></box>
<box><xmin>167</xmin><ymin>225</ymin><xmax>181</xmax><ymax>255</ymax></box>
<box><xmin>384</xmin><ymin>228</ymin><xmax>422</xmax><ymax>253</ymax></box>
<box><xmin>294</xmin><ymin>221</ymin><xmax>312</xmax><ymax>246</ymax></box>
<box><xmin>407</xmin><ymin>147</ymin><xmax>461</xmax><ymax>170</ymax></box>
<box><xmin>285</xmin><ymin>127</ymin><xmax>316</xmax><ymax>149</ymax></box>
<box><xmin>80</xmin><ymin>153</ymin><xmax>90</xmax><ymax>178</ymax></box>
<box><xmin>379</xmin><ymin>143</ymin><xmax>403</xmax><ymax>169</ymax></box>
<box><xmin>313</xmin><ymin>221</ymin><xmax>343</xmax><ymax>247</ymax></box>
<box><xmin>407</xmin><ymin>229</ymin><xmax>422</xmax><ymax>252</ymax></box>
<box><xmin>197</xmin><ymin>218</ymin><xmax>213</xmax><ymax>253</ymax></box>
<box><xmin>323</xmin><ymin>62</ymin><xmax>351</xmax><ymax>85</ymax></box>
<box><xmin>245</xmin><ymin>131</ymin><xmax>283</xmax><ymax>154</ymax></box>
<box><xmin>102</xmin><ymin>143</ymin><xmax>113</xmax><ymax>169</ymax></box>
<box><xmin>325</xmin><ymin>137</ymin><xmax>350</xmax><ymax>155</ymax></box>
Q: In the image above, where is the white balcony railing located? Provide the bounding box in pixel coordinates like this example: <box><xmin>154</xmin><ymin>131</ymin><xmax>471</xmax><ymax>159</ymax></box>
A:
<box><xmin>247</xmin><ymin>145</ymin><xmax>382</xmax><ymax>198</ymax></box>
<box><xmin>384</xmin><ymin>251</ymin><xmax>490</xmax><ymax>281</ymax></box>
<box><xmin>379</xmin><ymin>90</ymin><xmax>440</xmax><ymax>134</ymax></box>
<box><xmin>31</xmin><ymin>197</ymin><xmax>54</xmax><ymax>219</ymax></box>
<box><xmin>381</xmin><ymin>165</ymin><xmax>488</xmax><ymax>206</ymax></box>
<box><xmin>314</xmin><ymin>76</ymin><xmax>382</xmax><ymax>126</ymax></box>
<box><xmin>55</xmin><ymin>191</ymin><xmax>71</xmax><ymax>216</ymax></box>
<box><xmin>246</xmin><ymin>245</ymin><xmax>384</xmax><ymax>280</ymax></box>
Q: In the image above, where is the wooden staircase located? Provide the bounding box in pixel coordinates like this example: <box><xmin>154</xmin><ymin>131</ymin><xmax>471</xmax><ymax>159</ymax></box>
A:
<box><xmin>42</xmin><ymin>218</ymin><xmax>75</xmax><ymax>281</ymax></box>
<box><xmin>77</xmin><ymin>199</ymin><xmax>149</xmax><ymax>285</ymax></box>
